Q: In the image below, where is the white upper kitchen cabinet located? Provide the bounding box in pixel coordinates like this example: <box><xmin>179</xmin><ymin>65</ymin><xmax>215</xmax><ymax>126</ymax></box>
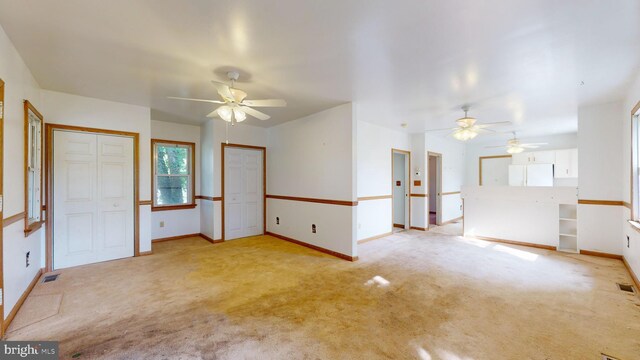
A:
<box><xmin>512</xmin><ymin>151</ymin><xmax>555</xmax><ymax>165</ymax></box>
<box><xmin>529</xmin><ymin>150</ymin><xmax>555</xmax><ymax>164</ymax></box>
<box><xmin>554</xmin><ymin>148</ymin><xmax>578</xmax><ymax>178</ymax></box>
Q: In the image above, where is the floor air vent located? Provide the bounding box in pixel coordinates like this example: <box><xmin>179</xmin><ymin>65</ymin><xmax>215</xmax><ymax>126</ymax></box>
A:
<box><xmin>42</xmin><ymin>274</ymin><xmax>59</xmax><ymax>283</ymax></box>
<box><xmin>617</xmin><ymin>283</ymin><xmax>635</xmax><ymax>294</ymax></box>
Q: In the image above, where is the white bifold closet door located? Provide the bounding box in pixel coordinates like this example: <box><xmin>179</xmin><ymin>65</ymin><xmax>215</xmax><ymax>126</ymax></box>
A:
<box><xmin>53</xmin><ymin>130</ymin><xmax>134</xmax><ymax>269</ymax></box>
<box><xmin>224</xmin><ymin>147</ymin><xmax>263</xmax><ymax>240</ymax></box>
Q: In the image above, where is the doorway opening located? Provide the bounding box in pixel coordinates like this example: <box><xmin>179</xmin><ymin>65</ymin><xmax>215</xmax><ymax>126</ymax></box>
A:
<box><xmin>221</xmin><ymin>143</ymin><xmax>266</xmax><ymax>241</ymax></box>
<box><xmin>428</xmin><ymin>152</ymin><xmax>442</xmax><ymax>228</ymax></box>
<box><xmin>392</xmin><ymin>149</ymin><xmax>410</xmax><ymax>231</ymax></box>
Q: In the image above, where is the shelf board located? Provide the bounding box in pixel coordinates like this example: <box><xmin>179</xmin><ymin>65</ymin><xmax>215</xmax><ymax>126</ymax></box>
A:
<box><xmin>559</xmin><ymin>218</ymin><xmax>577</xmax><ymax>221</ymax></box>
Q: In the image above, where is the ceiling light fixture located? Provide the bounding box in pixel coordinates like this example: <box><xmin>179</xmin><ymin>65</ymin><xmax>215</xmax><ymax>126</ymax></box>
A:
<box><xmin>233</xmin><ymin>108</ymin><xmax>246</xmax><ymax>122</ymax></box>
<box><xmin>451</xmin><ymin>106</ymin><xmax>480</xmax><ymax>141</ymax></box>
<box><xmin>506</xmin><ymin>145</ymin><xmax>524</xmax><ymax>154</ymax></box>
<box><xmin>452</xmin><ymin>127</ymin><xmax>479</xmax><ymax>141</ymax></box>
<box><xmin>217</xmin><ymin>105</ymin><xmax>233</xmax><ymax>122</ymax></box>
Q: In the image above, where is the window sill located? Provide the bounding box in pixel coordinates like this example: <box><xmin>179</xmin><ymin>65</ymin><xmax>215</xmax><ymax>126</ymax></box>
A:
<box><xmin>24</xmin><ymin>220</ymin><xmax>44</xmax><ymax>237</ymax></box>
<box><xmin>151</xmin><ymin>204</ymin><xmax>197</xmax><ymax>212</ymax></box>
<box><xmin>628</xmin><ymin>220</ymin><xmax>640</xmax><ymax>233</ymax></box>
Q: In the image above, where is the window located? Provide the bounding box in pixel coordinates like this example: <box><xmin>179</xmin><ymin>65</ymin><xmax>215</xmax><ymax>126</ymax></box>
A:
<box><xmin>24</xmin><ymin>100</ymin><xmax>43</xmax><ymax>234</ymax></box>
<box><xmin>152</xmin><ymin>139</ymin><xmax>196</xmax><ymax>211</ymax></box>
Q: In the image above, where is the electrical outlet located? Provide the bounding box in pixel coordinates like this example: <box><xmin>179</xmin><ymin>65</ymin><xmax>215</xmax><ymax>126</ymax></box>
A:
<box><xmin>312</xmin><ymin>224</ymin><xmax>317</xmax><ymax>234</ymax></box>
<box><xmin>276</xmin><ymin>217</ymin><xmax>280</xmax><ymax>225</ymax></box>
<box><xmin>26</xmin><ymin>251</ymin><xmax>30</xmax><ymax>268</ymax></box>
<box><xmin>627</xmin><ymin>235</ymin><xmax>630</xmax><ymax>248</ymax></box>
<box><xmin>160</xmin><ymin>221</ymin><xmax>165</xmax><ymax>228</ymax></box>
<box><xmin>460</xmin><ymin>204</ymin><xmax>463</xmax><ymax>211</ymax></box>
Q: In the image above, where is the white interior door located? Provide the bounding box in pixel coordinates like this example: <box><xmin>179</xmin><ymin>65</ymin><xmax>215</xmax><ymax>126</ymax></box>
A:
<box><xmin>224</xmin><ymin>147</ymin><xmax>263</xmax><ymax>240</ymax></box>
<box><xmin>53</xmin><ymin>130</ymin><xmax>134</xmax><ymax>269</ymax></box>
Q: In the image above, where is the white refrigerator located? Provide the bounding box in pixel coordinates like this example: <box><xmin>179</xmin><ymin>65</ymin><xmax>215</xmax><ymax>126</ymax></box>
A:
<box><xmin>508</xmin><ymin>164</ymin><xmax>554</xmax><ymax>186</ymax></box>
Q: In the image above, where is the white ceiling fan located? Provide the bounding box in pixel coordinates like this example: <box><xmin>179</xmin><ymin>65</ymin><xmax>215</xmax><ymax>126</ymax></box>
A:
<box><xmin>425</xmin><ymin>105</ymin><xmax>511</xmax><ymax>141</ymax></box>
<box><xmin>485</xmin><ymin>132</ymin><xmax>548</xmax><ymax>154</ymax></box>
<box><xmin>168</xmin><ymin>71</ymin><xmax>286</xmax><ymax>124</ymax></box>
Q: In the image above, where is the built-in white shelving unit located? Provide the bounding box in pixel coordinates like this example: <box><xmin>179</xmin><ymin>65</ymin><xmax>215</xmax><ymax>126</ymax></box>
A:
<box><xmin>559</xmin><ymin>204</ymin><xmax>578</xmax><ymax>252</ymax></box>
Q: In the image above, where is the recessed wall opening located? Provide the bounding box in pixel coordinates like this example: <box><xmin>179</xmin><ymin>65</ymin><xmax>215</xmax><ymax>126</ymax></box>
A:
<box><xmin>428</xmin><ymin>152</ymin><xmax>442</xmax><ymax>227</ymax></box>
<box><xmin>392</xmin><ymin>149</ymin><xmax>410</xmax><ymax>231</ymax></box>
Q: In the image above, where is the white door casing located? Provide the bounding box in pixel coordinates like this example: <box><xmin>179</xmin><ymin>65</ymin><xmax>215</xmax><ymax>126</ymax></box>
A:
<box><xmin>224</xmin><ymin>147</ymin><xmax>263</xmax><ymax>240</ymax></box>
<box><xmin>53</xmin><ymin>130</ymin><xmax>134</xmax><ymax>269</ymax></box>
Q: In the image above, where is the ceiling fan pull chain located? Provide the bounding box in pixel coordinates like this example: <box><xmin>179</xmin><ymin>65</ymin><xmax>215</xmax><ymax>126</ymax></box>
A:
<box><xmin>225</xmin><ymin>121</ymin><xmax>229</xmax><ymax>144</ymax></box>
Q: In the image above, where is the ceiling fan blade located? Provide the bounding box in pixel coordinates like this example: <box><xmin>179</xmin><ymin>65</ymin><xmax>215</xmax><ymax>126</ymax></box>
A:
<box><xmin>521</xmin><ymin>144</ymin><xmax>542</xmax><ymax>149</ymax></box>
<box><xmin>168</xmin><ymin>96</ymin><xmax>225</xmax><ymax>104</ymax></box>
<box><xmin>239</xmin><ymin>106</ymin><xmax>270</xmax><ymax>120</ymax></box>
<box><xmin>241</xmin><ymin>99</ymin><xmax>287</xmax><ymax>107</ymax></box>
<box><xmin>426</xmin><ymin>126</ymin><xmax>458</xmax><ymax>132</ymax></box>
<box><xmin>484</xmin><ymin>145</ymin><xmax>507</xmax><ymax>148</ymax></box>
<box><xmin>230</xmin><ymin>88</ymin><xmax>247</xmax><ymax>103</ymax></box>
<box><xmin>477</xmin><ymin>127</ymin><xmax>496</xmax><ymax>133</ymax></box>
<box><xmin>476</xmin><ymin>121</ymin><xmax>511</xmax><ymax>128</ymax></box>
<box><xmin>520</xmin><ymin>142</ymin><xmax>548</xmax><ymax>146</ymax></box>
<box><xmin>211</xmin><ymin>81</ymin><xmax>235</xmax><ymax>102</ymax></box>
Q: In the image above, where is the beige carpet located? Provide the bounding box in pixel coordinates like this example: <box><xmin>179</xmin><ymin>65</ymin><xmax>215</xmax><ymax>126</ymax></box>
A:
<box><xmin>7</xmin><ymin>231</ymin><xmax>640</xmax><ymax>359</ymax></box>
<box><xmin>8</xmin><ymin>293</ymin><xmax>63</xmax><ymax>331</ymax></box>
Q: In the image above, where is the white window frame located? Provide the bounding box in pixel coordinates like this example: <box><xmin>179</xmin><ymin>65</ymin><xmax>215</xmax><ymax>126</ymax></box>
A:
<box><xmin>24</xmin><ymin>100</ymin><xmax>43</xmax><ymax>235</ymax></box>
<box><xmin>151</xmin><ymin>139</ymin><xmax>196</xmax><ymax>211</ymax></box>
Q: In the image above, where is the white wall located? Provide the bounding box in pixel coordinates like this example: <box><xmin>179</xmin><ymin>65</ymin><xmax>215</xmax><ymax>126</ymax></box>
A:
<box><xmin>464</xmin><ymin>133</ymin><xmax>578</xmax><ymax>186</ymax></box>
<box><xmin>356</xmin><ymin>121</ymin><xmax>411</xmax><ymax>240</ymax></box>
<box><xmin>267</xmin><ymin>104</ymin><xmax>356</xmax><ymax>257</ymax></box>
<box><xmin>41</xmin><ymin>90</ymin><xmax>153</xmax><ymax>254</ymax></box>
<box><xmin>0</xmin><ymin>22</ymin><xmax>43</xmax><ymax>318</ymax></box>
<box><xmin>150</xmin><ymin>120</ymin><xmax>200</xmax><ymax>239</ymax></box>
<box><xmin>577</xmin><ymin>101</ymin><xmax>624</xmax><ymax>255</ymax></box>
<box><xmin>425</xmin><ymin>133</ymin><xmax>465</xmax><ymax>223</ymax></box>
<box><xmin>199</xmin><ymin>119</ymin><xmax>215</xmax><ymax>240</ymax></box>
<box><xmin>623</xmin><ymin>72</ymin><xmax>640</xmax><ymax>280</ymax></box>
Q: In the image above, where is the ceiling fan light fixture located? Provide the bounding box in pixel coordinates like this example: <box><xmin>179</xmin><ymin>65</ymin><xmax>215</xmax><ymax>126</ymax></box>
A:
<box><xmin>455</xmin><ymin>116</ymin><xmax>477</xmax><ymax>128</ymax></box>
<box><xmin>452</xmin><ymin>128</ymin><xmax>478</xmax><ymax>141</ymax></box>
<box><xmin>507</xmin><ymin>146</ymin><xmax>524</xmax><ymax>154</ymax></box>
<box><xmin>217</xmin><ymin>105</ymin><xmax>233</xmax><ymax>122</ymax></box>
<box><xmin>233</xmin><ymin>108</ymin><xmax>247</xmax><ymax>122</ymax></box>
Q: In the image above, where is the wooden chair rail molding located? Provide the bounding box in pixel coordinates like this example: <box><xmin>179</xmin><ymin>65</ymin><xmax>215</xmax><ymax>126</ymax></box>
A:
<box><xmin>357</xmin><ymin>195</ymin><xmax>392</xmax><ymax>201</ymax></box>
<box><xmin>3</xmin><ymin>212</ymin><xmax>25</xmax><ymax>227</ymax></box>
<box><xmin>441</xmin><ymin>191</ymin><xmax>461</xmax><ymax>196</ymax></box>
<box><xmin>266</xmin><ymin>194</ymin><xmax>358</xmax><ymax>206</ymax></box>
<box><xmin>578</xmin><ymin>199</ymin><xmax>625</xmax><ymax>206</ymax></box>
<box><xmin>195</xmin><ymin>195</ymin><xmax>222</xmax><ymax>201</ymax></box>
<box><xmin>139</xmin><ymin>200</ymin><xmax>152</xmax><ymax>206</ymax></box>
<box><xmin>410</xmin><ymin>193</ymin><xmax>427</xmax><ymax>197</ymax></box>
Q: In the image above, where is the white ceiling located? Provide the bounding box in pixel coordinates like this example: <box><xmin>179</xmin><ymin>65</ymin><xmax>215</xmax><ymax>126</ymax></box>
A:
<box><xmin>0</xmin><ymin>0</ymin><xmax>639</xmax><ymax>138</ymax></box>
